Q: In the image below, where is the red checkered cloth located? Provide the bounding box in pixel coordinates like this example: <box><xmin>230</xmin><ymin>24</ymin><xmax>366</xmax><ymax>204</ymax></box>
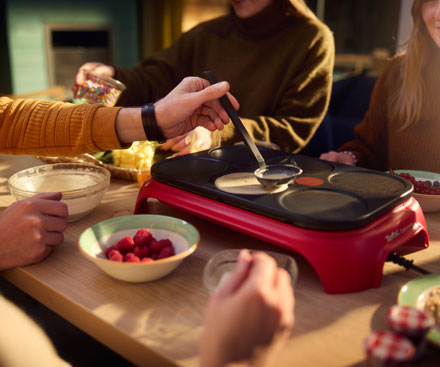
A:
<box><xmin>387</xmin><ymin>305</ymin><xmax>434</xmax><ymax>336</ymax></box>
<box><xmin>365</xmin><ymin>330</ymin><xmax>415</xmax><ymax>365</ymax></box>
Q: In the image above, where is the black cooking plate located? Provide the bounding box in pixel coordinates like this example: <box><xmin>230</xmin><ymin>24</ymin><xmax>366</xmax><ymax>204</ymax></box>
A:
<box><xmin>151</xmin><ymin>145</ymin><xmax>413</xmax><ymax>231</ymax></box>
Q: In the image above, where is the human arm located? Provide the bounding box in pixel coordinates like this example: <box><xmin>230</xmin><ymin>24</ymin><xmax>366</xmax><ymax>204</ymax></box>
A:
<box><xmin>0</xmin><ymin>192</ymin><xmax>68</xmax><ymax>270</ymax></box>
<box><xmin>0</xmin><ymin>77</ymin><xmax>238</xmax><ymax>157</ymax></box>
<box><xmin>0</xmin><ymin>296</ymin><xmax>70</xmax><ymax>367</ymax></box>
<box><xmin>200</xmin><ymin>249</ymin><xmax>294</xmax><ymax>367</ymax></box>
<box><xmin>321</xmin><ymin>58</ymin><xmax>398</xmax><ymax>170</ymax></box>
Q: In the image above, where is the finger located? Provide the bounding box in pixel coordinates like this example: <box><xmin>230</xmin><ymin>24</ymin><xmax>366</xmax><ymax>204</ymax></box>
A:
<box><xmin>44</xmin><ymin>215</ymin><xmax>68</xmax><ymax>233</ymax></box>
<box><xmin>215</xmin><ymin>249</ymin><xmax>253</xmax><ymax>297</ymax></box>
<box><xmin>44</xmin><ymin>231</ymin><xmax>65</xmax><ymax>246</ymax></box>
<box><xmin>161</xmin><ymin>136</ymin><xmax>184</xmax><ymax>150</ymax></box>
<box><xmin>275</xmin><ymin>269</ymin><xmax>295</xmax><ymax>331</ymax></box>
<box><xmin>244</xmin><ymin>252</ymin><xmax>277</xmax><ymax>292</ymax></box>
<box><xmin>195</xmin><ymin>81</ymin><xmax>230</xmax><ymax>105</ymax></box>
<box><xmin>33</xmin><ymin>192</ymin><xmax>62</xmax><ymax>201</ymax></box>
<box><xmin>226</xmin><ymin>91</ymin><xmax>240</xmax><ymax>111</ymax></box>
<box><xmin>172</xmin><ymin>145</ymin><xmax>192</xmax><ymax>156</ymax></box>
<box><xmin>168</xmin><ymin>137</ymin><xmax>191</xmax><ymax>152</ymax></box>
<box><xmin>39</xmin><ymin>200</ymin><xmax>69</xmax><ymax>219</ymax></box>
<box><xmin>32</xmin><ymin>245</ymin><xmax>54</xmax><ymax>263</ymax></box>
<box><xmin>204</xmin><ymin>100</ymin><xmax>232</xmax><ymax>127</ymax></box>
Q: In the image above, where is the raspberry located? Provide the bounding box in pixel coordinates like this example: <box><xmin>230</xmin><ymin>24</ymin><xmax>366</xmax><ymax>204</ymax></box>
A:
<box><xmin>115</xmin><ymin>236</ymin><xmax>135</xmax><ymax>254</ymax></box>
<box><xmin>157</xmin><ymin>246</ymin><xmax>175</xmax><ymax>259</ymax></box>
<box><xmin>158</xmin><ymin>239</ymin><xmax>172</xmax><ymax>248</ymax></box>
<box><xmin>105</xmin><ymin>244</ymin><xmax>117</xmax><ymax>258</ymax></box>
<box><xmin>133</xmin><ymin>245</ymin><xmax>149</xmax><ymax>258</ymax></box>
<box><xmin>124</xmin><ymin>252</ymin><xmax>140</xmax><ymax>262</ymax></box>
<box><xmin>108</xmin><ymin>250</ymin><xmax>123</xmax><ymax>262</ymax></box>
<box><xmin>149</xmin><ymin>238</ymin><xmax>173</xmax><ymax>254</ymax></box>
<box><xmin>141</xmin><ymin>257</ymin><xmax>154</xmax><ymax>263</ymax></box>
<box><xmin>133</xmin><ymin>228</ymin><xmax>152</xmax><ymax>247</ymax></box>
<box><xmin>393</xmin><ymin>172</ymin><xmax>440</xmax><ymax>195</ymax></box>
<box><xmin>148</xmin><ymin>239</ymin><xmax>162</xmax><ymax>254</ymax></box>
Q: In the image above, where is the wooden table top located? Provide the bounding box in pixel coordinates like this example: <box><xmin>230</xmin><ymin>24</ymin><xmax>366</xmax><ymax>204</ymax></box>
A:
<box><xmin>1</xmin><ymin>154</ymin><xmax>439</xmax><ymax>367</ymax></box>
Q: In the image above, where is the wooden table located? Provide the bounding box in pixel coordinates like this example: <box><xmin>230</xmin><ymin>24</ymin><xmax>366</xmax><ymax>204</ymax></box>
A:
<box><xmin>1</xmin><ymin>155</ymin><xmax>439</xmax><ymax>367</ymax></box>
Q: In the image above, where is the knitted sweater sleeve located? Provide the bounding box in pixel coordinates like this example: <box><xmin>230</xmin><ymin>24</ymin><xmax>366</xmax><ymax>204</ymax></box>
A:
<box><xmin>237</xmin><ymin>22</ymin><xmax>335</xmax><ymax>153</ymax></box>
<box><xmin>0</xmin><ymin>97</ymin><xmax>123</xmax><ymax>157</ymax></box>
<box><xmin>114</xmin><ymin>40</ymin><xmax>187</xmax><ymax>107</ymax></box>
<box><xmin>337</xmin><ymin>57</ymin><xmax>400</xmax><ymax>170</ymax></box>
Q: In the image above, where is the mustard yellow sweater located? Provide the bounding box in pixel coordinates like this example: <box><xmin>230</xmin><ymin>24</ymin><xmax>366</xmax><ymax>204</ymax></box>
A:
<box><xmin>339</xmin><ymin>52</ymin><xmax>440</xmax><ymax>173</ymax></box>
<box><xmin>0</xmin><ymin>97</ymin><xmax>123</xmax><ymax>157</ymax></box>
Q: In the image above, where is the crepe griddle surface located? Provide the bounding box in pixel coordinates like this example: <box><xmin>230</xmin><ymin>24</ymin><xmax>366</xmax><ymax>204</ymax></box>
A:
<box><xmin>151</xmin><ymin>145</ymin><xmax>412</xmax><ymax>230</ymax></box>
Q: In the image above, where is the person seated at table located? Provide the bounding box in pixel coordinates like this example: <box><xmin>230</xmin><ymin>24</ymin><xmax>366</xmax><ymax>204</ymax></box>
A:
<box><xmin>0</xmin><ymin>249</ymin><xmax>294</xmax><ymax>367</ymax></box>
<box><xmin>0</xmin><ymin>76</ymin><xmax>238</xmax><ymax>270</ymax></box>
<box><xmin>319</xmin><ymin>0</ymin><xmax>440</xmax><ymax>173</ymax></box>
<box><xmin>201</xmin><ymin>249</ymin><xmax>294</xmax><ymax>367</ymax></box>
<box><xmin>75</xmin><ymin>0</ymin><xmax>334</xmax><ymax>155</ymax></box>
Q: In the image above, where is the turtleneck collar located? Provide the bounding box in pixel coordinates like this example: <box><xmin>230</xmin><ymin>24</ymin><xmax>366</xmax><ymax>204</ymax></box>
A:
<box><xmin>231</xmin><ymin>1</ymin><xmax>290</xmax><ymax>39</ymax></box>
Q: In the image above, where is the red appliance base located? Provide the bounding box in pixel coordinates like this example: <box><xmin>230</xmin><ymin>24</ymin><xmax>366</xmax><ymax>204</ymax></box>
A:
<box><xmin>135</xmin><ymin>179</ymin><xmax>429</xmax><ymax>294</ymax></box>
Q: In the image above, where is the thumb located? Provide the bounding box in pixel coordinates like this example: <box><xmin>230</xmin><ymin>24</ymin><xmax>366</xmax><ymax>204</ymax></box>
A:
<box><xmin>215</xmin><ymin>249</ymin><xmax>253</xmax><ymax>297</ymax></box>
<box><xmin>195</xmin><ymin>81</ymin><xmax>230</xmax><ymax>103</ymax></box>
<box><xmin>33</xmin><ymin>192</ymin><xmax>63</xmax><ymax>201</ymax></box>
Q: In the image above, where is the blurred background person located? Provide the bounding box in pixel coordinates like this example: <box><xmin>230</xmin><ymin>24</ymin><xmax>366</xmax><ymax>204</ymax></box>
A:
<box><xmin>76</xmin><ymin>0</ymin><xmax>334</xmax><ymax>155</ymax></box>
<box><xmin>320</xmin><ymin>0</ymin><xmax>440</xmax><ymax>173</ymax></box>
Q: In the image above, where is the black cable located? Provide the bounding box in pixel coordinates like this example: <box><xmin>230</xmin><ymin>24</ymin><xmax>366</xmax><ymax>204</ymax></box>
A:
<box><xmin>386</xmin><ymin>252</ymin><xmax>431</xmax><ymax>275</ymax></box>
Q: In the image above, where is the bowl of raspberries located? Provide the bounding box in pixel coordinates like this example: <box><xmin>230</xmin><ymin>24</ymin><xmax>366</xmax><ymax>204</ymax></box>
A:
<box><xmin>390</xmin><ymin>170</ymin><xmax>440</xmax><ymax>213</ymax></box>
<box><xmin>78</xmin><ymin>214</ymin><xmax>199</xmax><ymax>282</ymax></box>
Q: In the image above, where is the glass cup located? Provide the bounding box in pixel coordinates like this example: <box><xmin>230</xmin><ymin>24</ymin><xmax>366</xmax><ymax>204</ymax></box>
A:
<box><xmin>72</xmin><ymin>70</ymin><xmax>126</xmax><ymax>107</ymax></box>
<box><xmin>203</xmin><ymin>249</ymin><xmax>299</xmax><ymax>295</ymax></box>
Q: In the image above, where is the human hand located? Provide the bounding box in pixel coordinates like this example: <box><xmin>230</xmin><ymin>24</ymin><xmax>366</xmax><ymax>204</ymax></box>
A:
<box><xmin>0</xmin><ymin>192</ymin><xmax>68</xmax><ymax>270</ymax></box>
<box><xmin>320</xmin><ymin>151</ymin><xmax>355</xmax><ymax>165</ymax></box>
<box><xmin>154</xmin><ymin>77</ymin><xmax>239</xmax><ymax>139</ymax></box>
<box><xmin>200</xmin><ymin>249</ymin><xmax>295</xmax><ymax>367</ymax></box>
<box><xmin>74</xmin><ymin>62</ymin><xmax>115</xmax><ymax>85</ymax></box>
<box><xmin>160</xmin><ymin>127</ymin><xmax>213</xmax><ymax>156</ymax></box>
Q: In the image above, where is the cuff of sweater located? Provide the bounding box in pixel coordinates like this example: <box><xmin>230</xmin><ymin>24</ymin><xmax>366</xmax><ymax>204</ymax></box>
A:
<box><xmin>92</xmin><ymin>106</ymin><xmax>124</xmax><ymax>150</ymax></box>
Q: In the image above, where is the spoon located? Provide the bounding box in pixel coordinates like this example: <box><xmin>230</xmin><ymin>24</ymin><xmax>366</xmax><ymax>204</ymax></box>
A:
<box><xmin>203</xmin><ymin>70</ymin><xmax>303</xmax><ymax>188</ymax></box>
<box><xmin>203</xmin><ymin>70</ymin><xmax>266</xmax><ymax>171</ymax></box>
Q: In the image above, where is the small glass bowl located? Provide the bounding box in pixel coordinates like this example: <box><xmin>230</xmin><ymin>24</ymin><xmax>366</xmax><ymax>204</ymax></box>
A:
<box><xmin>73</xmin><ymin>70</ymin><xmax>126</xmax><ymax>107</ymax></box>
<box><xmin>203</xmin><ymin>249</ymin><xmax>298</xmax><ymax>295</ymax></box>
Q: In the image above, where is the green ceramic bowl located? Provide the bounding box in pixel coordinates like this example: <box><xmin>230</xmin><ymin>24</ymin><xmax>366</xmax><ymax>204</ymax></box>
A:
<box><xmin>392</xmin><ymin>170</ymin><xmax>440</xmax><ymax>213</ymax></box>
<box><xmin>78</xmin><ymin>214</ymin><xmax>199</xmax><ymax>282</ymax></box>
<box><xmin>398</xmin><ymin>274</ymin><xmax>440</xmax><ymax>347</ymax></box>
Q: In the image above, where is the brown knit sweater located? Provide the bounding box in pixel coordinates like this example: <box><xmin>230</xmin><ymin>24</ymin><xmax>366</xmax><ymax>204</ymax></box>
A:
<box><xmin>0</xmin><ymin>97</ymin><xmax>122</xmax><ymax>156</ymax></box>
<box><xmin>339</xmin><ymin>52</ymin><xmax>440</xmax><ymax>173</ymax></box>
<box><xmin>115</xmin><ymin>2</ymin><xmax>334</xmax><ymax>153</ymax></box>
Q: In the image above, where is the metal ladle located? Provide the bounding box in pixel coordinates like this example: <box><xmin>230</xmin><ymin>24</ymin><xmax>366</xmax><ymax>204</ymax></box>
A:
<box><xmin>204</xmin><ymin>71</ymin><xmax>302</xmax><ymax>188</ymax></box>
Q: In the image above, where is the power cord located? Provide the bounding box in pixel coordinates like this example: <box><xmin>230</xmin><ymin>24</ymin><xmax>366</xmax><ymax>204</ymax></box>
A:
<box><xmin>386</xmin><ymin>252</ymin><xmax>431</xmax><ymax>275</ymax></box>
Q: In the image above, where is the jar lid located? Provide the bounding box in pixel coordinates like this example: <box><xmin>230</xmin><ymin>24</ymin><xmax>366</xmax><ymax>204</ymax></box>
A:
<box><xmin>387</xmin><ymin>305</ymin><xmax>435</xmax><ymax>334</ymax></box>
<box><xmin>365</xmin><ymin>330</ymin><xmax>415</xmax><ymax>365</ymax></box>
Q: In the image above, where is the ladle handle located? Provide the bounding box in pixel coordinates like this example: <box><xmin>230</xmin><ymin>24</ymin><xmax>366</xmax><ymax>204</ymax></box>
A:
<box><xmin>203</xmin><ymin>70</ymin><xmax>266</xmax><ymax>170</ymax></box>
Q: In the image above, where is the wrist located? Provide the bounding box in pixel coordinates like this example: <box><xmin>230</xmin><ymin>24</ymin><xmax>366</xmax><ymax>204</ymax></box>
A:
<box><xmin>141</xmin><ymin>103</ymin><xmax>166</xmax><ymax>143</ymax></box>
<box><xmin>339</xmin><ymin>150</ymin><xmax>358</xmax><ymax>165</ymax></box>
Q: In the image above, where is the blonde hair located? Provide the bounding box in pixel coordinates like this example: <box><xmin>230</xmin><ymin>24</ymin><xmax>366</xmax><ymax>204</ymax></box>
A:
<box><xmin>390</xmin><ymin>0</ymin><xmax>434</xmax><ymax>130</ymax></box>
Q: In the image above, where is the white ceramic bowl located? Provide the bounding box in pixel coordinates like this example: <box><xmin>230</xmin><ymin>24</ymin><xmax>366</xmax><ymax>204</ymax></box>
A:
<box><xmin>78</xmin><ymin>214</ymin><xmax>199</xmax><ymax>282</ymax></box>
<box><xmin>8</xmin><ymin>163</ymin><xmax>110</xmax><ymax>221</ymax></box>
<box><xmin>393</xmin><ymin>170</ymin><xmax>440</xmax><ymax>213</ymax></box>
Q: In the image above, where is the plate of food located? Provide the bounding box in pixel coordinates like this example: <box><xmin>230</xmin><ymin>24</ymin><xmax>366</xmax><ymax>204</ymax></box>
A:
<box><xmin>389</xmin><ymin>169</ymin><xmax>440</xmax><ymax>213</ymax></box>
<box><xmin>398</xmin><ymin>274</ymin><xmax>440</xmax><ymax>346</ymax></box>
